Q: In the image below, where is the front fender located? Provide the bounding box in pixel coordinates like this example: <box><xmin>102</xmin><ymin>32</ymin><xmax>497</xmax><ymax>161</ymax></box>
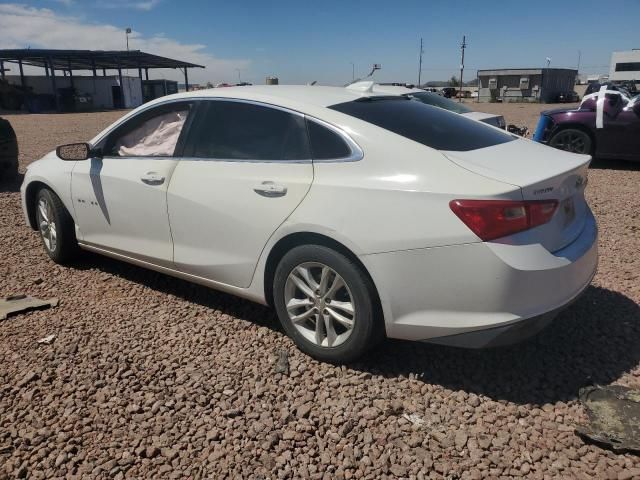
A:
<box><xmin>21</xmin><ymin>153</ymin><xmax>77</xmax><ymax>230</ymax></box>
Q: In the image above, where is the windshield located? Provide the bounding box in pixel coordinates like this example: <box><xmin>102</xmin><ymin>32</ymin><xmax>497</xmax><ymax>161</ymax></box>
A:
<box><xmin>329</xmin><ymin>97</ymin><xmax>515</xmax><ymax>152</ymax></box>
<box><xmin>406</xmin><ymin>91</ymin><xmax>473</xmax><ymax>114</ymax></box>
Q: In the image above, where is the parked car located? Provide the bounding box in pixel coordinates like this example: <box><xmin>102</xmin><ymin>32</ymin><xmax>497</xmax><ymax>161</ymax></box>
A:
<box><xmin>0</xmin><ymin>117</ymin><xmax>18</xmax><ymax>180</ymax></box>
<box><xmin>440</xmin><ymin>87</ymin><xmax>457</xmax><ymax>98</ymax></box>
<box><xmin>556</xmin><ymin>91</ymin><xmax>580</xmax><ymax>103</ymax></box>
<box><xmin>22</xmin><ymin>85</ymin><xmax>597</xmax><ymax>363</ymax></box>
<box><xmin>534</xmin><ymin>90</ymin><xmax>640</xmax><ymax>161</ymax></box>
<box><xmin>584</xmin><ymin>82</ymin><xmax>633</xmax><ymax>98</ymax></box>
<box><xmin>369</xmin><ymin>84</ymin><xmax>506</xmax><ymax>129</ymax></box>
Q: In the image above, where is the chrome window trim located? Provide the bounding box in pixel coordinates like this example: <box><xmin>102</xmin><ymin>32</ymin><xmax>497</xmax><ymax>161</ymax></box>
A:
<box><xmin>92</xmin><ymin>96</ymin><xmax>364</xmax><ymax>164</ymax></box>
<box><xmin>304</xmin><ymin>115</ymin><xmax>364</xmax><ymax>163</ymax></box>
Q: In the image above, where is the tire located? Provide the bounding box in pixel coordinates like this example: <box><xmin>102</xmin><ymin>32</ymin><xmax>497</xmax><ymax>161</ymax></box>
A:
<box><xmin>549</xmin><ymin>128</ymin><xmax>593</xmax><ymax>155</ymax></box>
<box><xmin>34</xmin><ymin>187</ymin><xmax>78</xmax><ymax>264</ymax></box>
<box><xmin>273</xmin><ymin>244</ymin><xmax>383</xmax><ymax>363</ymax></box>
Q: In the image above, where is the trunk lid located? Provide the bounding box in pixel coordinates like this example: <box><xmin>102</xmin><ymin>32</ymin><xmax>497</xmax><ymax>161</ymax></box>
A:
<box><xmin>443</xmin><ymin>139</ymin><xmax>591</xmax><ymax>252</ymax></box>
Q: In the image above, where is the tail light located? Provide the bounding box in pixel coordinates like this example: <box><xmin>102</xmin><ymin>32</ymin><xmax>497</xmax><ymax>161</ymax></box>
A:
<box><xmin>449</xmin><ymin>199</ymin><xmax>559</xmax><ymax>241</ymax></box>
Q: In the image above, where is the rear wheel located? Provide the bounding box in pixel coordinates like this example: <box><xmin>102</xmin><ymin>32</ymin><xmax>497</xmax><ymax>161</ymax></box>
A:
<box><xmin>549</xmin><ymin>128</ymin><xmax>592</xmax><ymax>155</ymax></box>
<box><xmin>273</xmin><ymin>245</ymin><xmax>382</xmax><ymax>363</ymax></box>
<box><xmin>35</xmin><ymin>187</ymin><xmax>78</xmax><ymax>264</ymax></box>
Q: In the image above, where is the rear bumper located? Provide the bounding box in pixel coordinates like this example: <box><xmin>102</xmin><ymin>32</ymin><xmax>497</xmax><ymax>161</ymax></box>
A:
<box><xmin>423</xmin><ymin>304</ymin><xmax>563</xmax><ymax>349</ymax></box>
<box><xmin>362</xmin><ymin>208</ymin><xmax>598</xmax><ymax>346</ymax></box>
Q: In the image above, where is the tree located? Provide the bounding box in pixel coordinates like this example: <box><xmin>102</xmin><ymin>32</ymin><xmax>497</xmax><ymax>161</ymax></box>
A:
<box><xmin>449</xmin><ymin>76</ymin><xmax>460</xmax><ymax>87</ymax></box>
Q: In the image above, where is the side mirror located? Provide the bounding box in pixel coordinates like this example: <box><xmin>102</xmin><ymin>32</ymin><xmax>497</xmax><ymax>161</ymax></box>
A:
<box><xmin>56</xmin><ymin>142</ymin><xmax>95</xmax><ymax>161</ymax></box>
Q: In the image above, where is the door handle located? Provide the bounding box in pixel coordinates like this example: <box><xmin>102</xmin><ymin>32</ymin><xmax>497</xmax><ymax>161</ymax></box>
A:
<box><xmin>254</xmin><ymin>181</ymin><xmax>287</xmax><ymax>197</ymax></box>
<box><xmin>141</xmin><ymin>172</ymin><xmax>165</xmax><ymax>185</ymax></box>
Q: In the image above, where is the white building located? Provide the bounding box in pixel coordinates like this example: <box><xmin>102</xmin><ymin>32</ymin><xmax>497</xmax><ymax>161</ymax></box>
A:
<box><xmin>609</xmin><ymin>50</ymin><xmax>640</xmax><ymax>82</ymax></box>
<box><xmin>5</xmin><ymin>75</ymin><xmax>143</xmax><ymax>109</ymax></box>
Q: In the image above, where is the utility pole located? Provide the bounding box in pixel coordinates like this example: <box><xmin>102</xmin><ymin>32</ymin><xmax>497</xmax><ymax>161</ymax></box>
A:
<box><xmin>350</xmin><ymin>62</ymin><xmax>355</xmax><ymax>82</ymax></box>
<box><xmin>418</xmin><ymin>38</ymin><xmax>424</xmax><ymax>87</ymax></box>
<box><xmin>459</xmin><ymin>35</ymin><xmax>466</xmax><ymax>102</ymax></box>
<box><xmin>577</xmin><ymin>50</ymin><xmax>581</xmax><ymax>72</ymax></box>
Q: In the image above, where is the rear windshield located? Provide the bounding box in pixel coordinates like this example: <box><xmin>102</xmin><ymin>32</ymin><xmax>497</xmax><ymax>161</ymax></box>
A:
<box><xmin>329</xmin><ymin>97</ymin><xmax>515</xmax><ymax>152</ymax></box>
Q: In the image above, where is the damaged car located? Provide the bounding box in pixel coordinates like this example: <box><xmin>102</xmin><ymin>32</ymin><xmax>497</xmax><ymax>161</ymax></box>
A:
<box><xmin>534</xmin><ymin>89</ymin><xmax>640</xmax><ymax>161</ymax></box>
<box><xmin>21</xmin><ymin>85</ymin><xmax>597</xmax><ymax>363</ymax></box>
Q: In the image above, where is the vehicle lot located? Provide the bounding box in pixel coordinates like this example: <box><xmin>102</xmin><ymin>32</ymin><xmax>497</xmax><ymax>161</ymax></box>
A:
<box><xmin>1</xmin><ymin>106</ymin><xmax>639</xmax><ymax>479</ymax></box>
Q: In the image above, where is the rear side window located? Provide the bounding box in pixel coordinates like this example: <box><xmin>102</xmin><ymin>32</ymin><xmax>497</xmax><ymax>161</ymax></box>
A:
<box><xmin>306</xmin><ymin>120</ymin><xmax>351</xmax><ymax>160</ymax></box>
<box><xmin>329</xmin><ymin>97</ymin><xmax>515</xmax><ymax>152</ymax></box>
<box><xmin>184</xmin><ymin>100</ymin><xmax>310</xmax><ymax>161</ymax></box>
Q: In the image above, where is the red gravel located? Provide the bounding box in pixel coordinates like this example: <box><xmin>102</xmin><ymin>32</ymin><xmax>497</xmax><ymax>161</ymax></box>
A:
<box><xmin>1</xmin><ymin>109</ymin><xmax>639</xmax><ymax>479</ymax></box>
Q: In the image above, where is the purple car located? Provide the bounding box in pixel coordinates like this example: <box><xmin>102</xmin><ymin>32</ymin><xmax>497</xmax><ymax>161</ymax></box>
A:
<box><xmin>533</xmin><ymin>91</ymin><xmax>640</xmax><ymax>162</ymax></box>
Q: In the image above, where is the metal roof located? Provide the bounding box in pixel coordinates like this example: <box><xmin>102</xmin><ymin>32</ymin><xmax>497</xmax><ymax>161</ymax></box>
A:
<box><xmin>0</xmin><ymin>49</ymin><xmax>204</xmax><ymax>71</ymax></box>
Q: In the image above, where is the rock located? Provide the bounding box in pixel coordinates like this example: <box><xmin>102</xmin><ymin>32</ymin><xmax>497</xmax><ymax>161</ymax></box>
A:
<box><xmin>145</xmin><ymin>447</ymin><xmax>160</xmax><ymax>459</ymax></box>
<box><xmin>17</xmin><ymin>371</ymin><xmax>39</xmax><ymax>387</ymax></box>
<box><xmin>296</xmin><ymin>403</ymin><xmax>313</xmax><ymax>419</ymax></box>
<box><xmin>455</xmin><ymin>431</ymin><xmax>468</xmax><ymax>450</ymax></box>
<box><xmin>360</xmin><ymin>407</ymin><xmax>380</xmax><ymax>421</ymax></box>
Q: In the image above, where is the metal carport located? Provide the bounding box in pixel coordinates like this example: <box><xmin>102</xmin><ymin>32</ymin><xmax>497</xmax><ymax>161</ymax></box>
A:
<box><xmin>0</xmin><ymin>49</ymin><xmax>205</xmax><ymax>111</ymax></box>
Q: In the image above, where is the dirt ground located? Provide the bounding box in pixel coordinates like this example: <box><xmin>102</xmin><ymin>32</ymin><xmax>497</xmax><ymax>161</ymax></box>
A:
<box><xmin>1</xmin><ymin>104</ymin><xmax>639</xmax><ymax>479</ymax></box>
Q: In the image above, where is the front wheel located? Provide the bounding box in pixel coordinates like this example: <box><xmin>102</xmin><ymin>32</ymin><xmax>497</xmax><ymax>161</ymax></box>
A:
<box><xmin>273</xmin><ymin>245</ymin><xmax>382</xmax><ymax>363</ymax></box>
<box><xmin>549</xmin><ymin>128</ymin><xmax>593</xmax><ymax>155</ymax></box>
<box><xmin>35</xmin><ymin>187</ymin><xmax>78</xmax><ymax>264</ymax></box>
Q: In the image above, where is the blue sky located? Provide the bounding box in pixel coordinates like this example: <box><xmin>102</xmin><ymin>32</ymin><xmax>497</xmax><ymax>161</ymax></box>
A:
<box><xmin>1</xmin><ymin>0</ymin><xmax>638</xmax><ymax>85</ymax></box>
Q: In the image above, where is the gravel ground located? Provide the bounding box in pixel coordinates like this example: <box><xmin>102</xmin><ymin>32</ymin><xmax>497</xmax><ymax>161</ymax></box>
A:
<box><xmin>1</xmin><ymin>107</ymin><xmax>639</xmax><ymax>479</ymax></box>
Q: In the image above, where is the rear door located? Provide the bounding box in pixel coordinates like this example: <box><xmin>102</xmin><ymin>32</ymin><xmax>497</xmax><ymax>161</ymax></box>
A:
<box><xmin>167</xmin><ymin>99</ymin><xmax>314</xmax><ymax>288</ymax></box>
<box><xmin>597</xmin><ymin>99</ymin><xmax>640</xmax><ymax>160</ymax></box>
<box><xmin>72</xmin><ymin>101</ymin><xmax>193</xmax><ymax>265</ymax></box>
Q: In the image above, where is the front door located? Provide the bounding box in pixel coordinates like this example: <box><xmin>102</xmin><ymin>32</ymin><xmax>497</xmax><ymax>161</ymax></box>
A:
<box><xmin>72</xmin><ymin>100</ymin><xmax>193</xmax><ymax>265</ymax></box>
<box><xmin>167</xmin><ymin>99</ymin><xmax>314</xmax><ymax>288</ymax></box>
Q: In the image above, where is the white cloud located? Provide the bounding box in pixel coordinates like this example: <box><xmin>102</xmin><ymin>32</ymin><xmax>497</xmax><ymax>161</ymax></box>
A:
<box><xmin>0</xmin><ymin>4</ymin><xmax>251</xmax><ymax>84</ymax></box>
<box><xmin>99</xmin><ymin>0</ymin><xmax>162</xmax><ymax>11</ymax></box>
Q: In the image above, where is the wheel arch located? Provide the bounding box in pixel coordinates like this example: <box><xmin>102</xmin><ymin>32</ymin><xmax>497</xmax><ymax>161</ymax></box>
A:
<box><xmin>24</xmin><ymin>180</ymin><xmax>62</xmax><ymax>230</ymax></box>
<box><xmin>262</xmin><ymin>232</ymin><xmax>384</xmax><ymax>324</ymax></box>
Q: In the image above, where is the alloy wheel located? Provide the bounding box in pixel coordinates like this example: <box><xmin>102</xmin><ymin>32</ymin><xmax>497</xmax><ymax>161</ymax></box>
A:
<box><xmin>284</xmin><ymin>262</ymin><xmax>356</xmax><ymax>348</ymax></box>
<box><xmin>36</xmin><ymin>197</ymin><xmax>57</xmax><ymax>252</ymax></box>
<box><xmin>550</xmin><ymin>130</ymin><xmax>589</xmax><ymax>154</ymax></box>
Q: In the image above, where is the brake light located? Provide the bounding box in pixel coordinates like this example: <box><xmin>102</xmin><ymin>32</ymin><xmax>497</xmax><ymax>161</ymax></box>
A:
<box><xmin>449</xmin><ymin>199</ymin><xmax>559</xmax><ymax>241</ymax></box>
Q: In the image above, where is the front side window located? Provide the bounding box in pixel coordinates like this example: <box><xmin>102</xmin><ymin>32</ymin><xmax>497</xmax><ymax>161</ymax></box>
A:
<box><xmin>103</xmin><ymin>102</ymin><xmax>192</xmax><ymax>157</ymax></box>
<box><xmin>184</xmin><ymin>100</ymin><xmax>310</xmax><ymax>161</ymax></box>
<box><xmin>330</xmin><ymin>97</ymin><xmax>515</xmax><ymax>152</ymax></box>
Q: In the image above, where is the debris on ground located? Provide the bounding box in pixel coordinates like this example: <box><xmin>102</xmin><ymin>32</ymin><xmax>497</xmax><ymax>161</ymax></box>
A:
<box><xmin>507</xmin><ymin>124</ymin><xmax>529</xmax><ymax>137</ymax></box>
<box><xmin>402</xmin><ymin>413</ymin><xmax>426</xmax><ymax>427</ymax></box>
<box><xmin>274</xmin><ymin>349</ymin><xmax>290</xmax><ymax>375</ymax></box>
<box><xmin>0</xmin><ymin>294</ymin><xmax>58</xmax><ymax>320</ymax></box>
<box><xmin>576</xmin><ymin>385</ymin><xmax>640</xmax><ymax>455</ymax></box>
<box><xmin>36</xmin><ymin>334</ymin><xmax>56</xmax><ymax>345</ymax></box>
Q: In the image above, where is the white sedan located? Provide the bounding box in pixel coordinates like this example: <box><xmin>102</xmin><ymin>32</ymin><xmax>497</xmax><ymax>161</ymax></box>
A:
<box><xmin>21</xmin><ymin>85</ymin><xmax>598</xmax><ymax>363</ymax></box>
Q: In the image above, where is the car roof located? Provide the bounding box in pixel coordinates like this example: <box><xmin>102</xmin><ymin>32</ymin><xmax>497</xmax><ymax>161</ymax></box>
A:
<box><xmin>152</xmin><ymin>85</ymin><xmax>391</xmax><ymax>111</ymax></box>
